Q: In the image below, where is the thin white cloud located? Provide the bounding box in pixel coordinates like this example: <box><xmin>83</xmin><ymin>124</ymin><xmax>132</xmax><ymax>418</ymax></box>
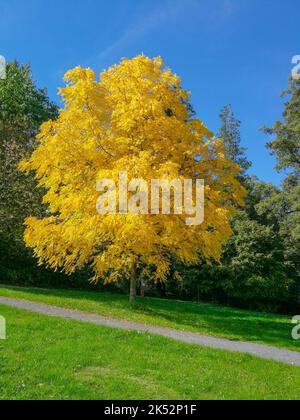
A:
<box><xmin>94</xmin><ymin>0</ymin><xmax>197</xmax><ymax>65</ymax></box>
<box><xmin>88</xmin><ymin>0</ymin><xmax>240</xmax><ymax>67</ymax></box>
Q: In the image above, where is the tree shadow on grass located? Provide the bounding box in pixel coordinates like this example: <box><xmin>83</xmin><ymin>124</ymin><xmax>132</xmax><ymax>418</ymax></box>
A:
<box><xmin>0</xmin><ymin>285</ymin><xmax>298</xmax><ymax>350</ymax></box>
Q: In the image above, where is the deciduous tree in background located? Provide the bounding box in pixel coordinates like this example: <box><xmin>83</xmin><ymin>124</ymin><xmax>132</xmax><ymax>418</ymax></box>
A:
<box><xmin>0</xmin><ymin>62</ymin><xmax>58</xmax><ymax>278</ymax></box>
<box><xmin>20</xmin><ymin>56</ymin><xmax>245</xmax><ymax>302</ymax></box>
<box><xmin>168</xmin><ymin>106</ymin><xmax>294</xmax><ymax>312</ymax></box>
<box><xmin>262</xmin><ymin>78</ymin><xmax>300</xmax><ymax>288</ymax></box>
<box><xmin>217</xmin><ymin>105</ymin><xmax>293</xmax><ymax>311</ymax></box>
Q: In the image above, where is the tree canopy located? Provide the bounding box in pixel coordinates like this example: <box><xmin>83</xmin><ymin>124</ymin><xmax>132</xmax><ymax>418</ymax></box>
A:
<box><xmin>262</xmin><ymin>78</ymin><xmax>300</xmax><ymax>280</ymax></box>
<box><xmin>0</xmin><ymin>62</ymin><xmax>58</xmax><ymax>266</ymax></box>
<box><xmin>219</xmin><ymin>105</ymin><xmax>251</xmax><ymax>174</ymax></box>
<box><xmin>20</xmin><ymin>56</ymin><xmax>246</xmax><ymax>299</ymax></box>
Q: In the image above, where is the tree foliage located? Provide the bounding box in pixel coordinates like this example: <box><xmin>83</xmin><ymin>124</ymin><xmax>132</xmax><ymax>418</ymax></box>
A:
<box><xmin>264</xmin><ymin>78</ymin><xmax>300</xmax><ymax>173</ymax></box>
<box><xmin>217</xmin><ymin>104</ymin><xmax>295</xmax><ymax>311</ymax></box>
<box><xmin>219</xmin><ymin>105</ymin><xmax>251</xmax><ymax>173</ymax></box>
<box><xmin>0</xmin><ymin>62</ymin><xmax>58</xmax><ymax>268</ymax></box>
<box><xmin>164</xmin><ymin>106</ymin><xmax>295</xmax><ymax>313</ymax></box>
<box><xmin>20</xmin><ymin>56</ymin><xmax>245</xmax><ymax>294</ymax></box>
<box><xmin>263</xmin><ymin>78</ymin><xmax>300</xmax><ymax>281</ymax></box>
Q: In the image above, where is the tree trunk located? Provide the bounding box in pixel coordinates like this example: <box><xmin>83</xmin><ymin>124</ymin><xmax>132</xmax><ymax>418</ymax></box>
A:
<box><xmin>129</xmin><ymin>261</ymin><xmax>137</xmax><ymax>304</ymax></box>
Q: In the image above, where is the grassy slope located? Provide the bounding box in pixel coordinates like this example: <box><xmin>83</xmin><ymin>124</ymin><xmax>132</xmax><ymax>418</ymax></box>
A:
<box><xmin>0</xmin><ymin>285</ymin><xmax>299</xmax><ymax>351</ymax></box>
<box><xmin>1</xmin><ymin>304</ymin><xmax>300</xmax><ymax>400</ymax></box>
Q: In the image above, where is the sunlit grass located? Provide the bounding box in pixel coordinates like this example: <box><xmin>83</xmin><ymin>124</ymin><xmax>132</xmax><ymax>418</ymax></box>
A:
<box><xmin>0</xmin><ymin>285</ymin><xmax>299</xmax><ymax>351</ymax></box>
<box><xmin>1</xmin><ymin>304</ymin><xmax>300</xmax><ymax>400</ymax></box>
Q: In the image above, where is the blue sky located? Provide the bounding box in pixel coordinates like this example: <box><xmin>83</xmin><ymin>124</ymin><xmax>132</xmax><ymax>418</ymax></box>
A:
<box><xmin>1</xmin><ymin>0</ymin><xmax>299</xmax><ymax>184</ymax></box>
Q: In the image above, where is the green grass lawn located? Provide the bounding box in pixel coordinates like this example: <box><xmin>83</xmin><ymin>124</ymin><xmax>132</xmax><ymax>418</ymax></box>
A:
<box><xmin>1</xmin><ymin>304</ymin><xmax>300</xmax><ymax>400</ymax></box>
<box><xmin>0</xmin><ymin>285</ymin><xmax>299</xmax><ymax>351</ymax></box>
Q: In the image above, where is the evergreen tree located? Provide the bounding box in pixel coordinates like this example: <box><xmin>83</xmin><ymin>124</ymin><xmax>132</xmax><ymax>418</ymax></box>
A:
<box><xmin>219</xmin><ymin>105</ymin><xmax>251</xmax><ymax>174</ymax></box>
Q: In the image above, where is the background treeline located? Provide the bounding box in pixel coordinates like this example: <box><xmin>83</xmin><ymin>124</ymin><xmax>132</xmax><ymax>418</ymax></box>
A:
<box><xmin>0</xmin><ymin>62</ymin><xmax>299</xmax><ymax>314</ymax></box>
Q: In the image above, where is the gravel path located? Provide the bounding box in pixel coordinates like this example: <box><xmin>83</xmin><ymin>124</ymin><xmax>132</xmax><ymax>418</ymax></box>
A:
<box><xmin>1</xmin><ymin>296</ymin><xmax>300</xmax><ymax>367</ymax></box>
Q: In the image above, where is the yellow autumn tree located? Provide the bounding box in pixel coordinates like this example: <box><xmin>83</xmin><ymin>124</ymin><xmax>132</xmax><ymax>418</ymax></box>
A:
<box><xmin>20</xmin><ymin>55</ymin><xmax>246</xmax><ymax>302</ymax></box>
